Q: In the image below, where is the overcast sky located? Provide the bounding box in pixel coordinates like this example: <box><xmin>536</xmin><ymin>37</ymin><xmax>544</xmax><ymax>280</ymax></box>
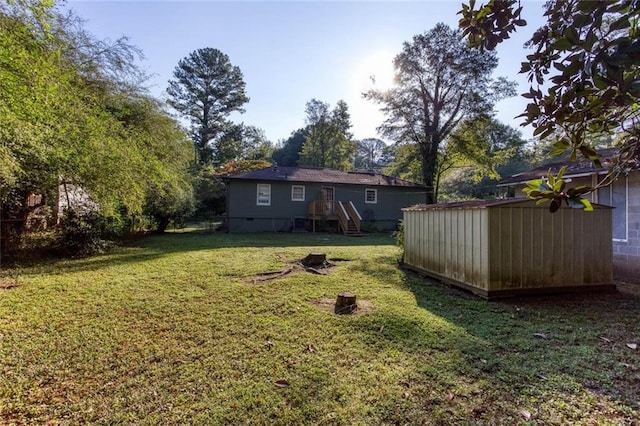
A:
<box><xmin>66</xmin><ymin>1</ymin><xmax>547</xmax><ymax>144</ymax></box>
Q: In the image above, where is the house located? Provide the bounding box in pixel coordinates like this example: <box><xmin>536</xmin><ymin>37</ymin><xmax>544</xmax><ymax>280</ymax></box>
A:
<box><xmin>223</xmin><ymin>166</ymin><xmax>428</xmax><ymax>234</ymax></box>
<box><xmin>498</xmin><ymin>148</ymin><xmax>640</xmax><ymax>283</ymax></box>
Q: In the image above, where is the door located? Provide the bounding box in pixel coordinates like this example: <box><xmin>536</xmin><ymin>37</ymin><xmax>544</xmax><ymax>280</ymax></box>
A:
<box><xmin>322</xmin><ymin>187</ymin><xmax>335</xmax><ymax>215</ymax></box>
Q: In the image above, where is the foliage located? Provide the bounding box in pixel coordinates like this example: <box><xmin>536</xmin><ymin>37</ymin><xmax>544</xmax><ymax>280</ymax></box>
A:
<box><xmin>213</xmin><ymin>123</ymin><xmax>273</xmax><ymax>165</ymax></box>
<box><xmin>167</xmin><ymin>47</ymin><xmax>249</xmax><ymax>165</ymax></box>
<box><xmin>353</xmin><ymin>138</ymin><xmax>387</xmax><ymax>170</ymax></box>
<box><xmin>54</xmin><ymin>208</ymin><xmax>122</xmax><ymax>256</ymax></box>
<box><xmin>272</xmin><ymin>127</ymin><xmax>310</xmax><ymax>167</ymax></box>
<box><xmin>522</xmin><ymin>166</ymin><xmax>594</xmax><ymax>213</ymax></box>
<box><xmin>364</xmin><ymin>23</ymin><xmax>516</xmax><ymax>203</ymax></box>
<box><xmin>382</xmin><ymin>144</ymin><xmax>424</xmax><ymax>184</ymax></box>
<box><xmin>0</xmin><ymin>0</ymin><xmax>194</xmax><ymax>257</ymax></box>
<box><xmin>299</xmin><ymin>99</ymin><xmax>355</xmax><ymax>170</ymax></box>
<box><xmin>192</xmin><ymin>165</ymin><xmax>226</xmax><ymax>217</ymax></box>
<box><xmin>0</xmin><ymin>231</ymin><xmax>638</xmax><ymax>424</ymax></box>
<box><xmin>216</xmin><ymin>159</ymin><xmax>272</xmax><ymax>176</ymax></box>
<box><xmin>459</xmin><ymin>0</ymin><xmax>640</xmax><ymax>210</ymax></box>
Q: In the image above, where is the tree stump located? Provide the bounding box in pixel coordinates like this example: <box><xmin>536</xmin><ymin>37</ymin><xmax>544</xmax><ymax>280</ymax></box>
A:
<box><xmin>302</xmin><ymin>253</ymin><xmax>327</xmax><ymax>268</ymax></box>
<box><xmin>335</xmin><ymin>292</ymin><xmax>357</xmax><ymax>314</ymax></box>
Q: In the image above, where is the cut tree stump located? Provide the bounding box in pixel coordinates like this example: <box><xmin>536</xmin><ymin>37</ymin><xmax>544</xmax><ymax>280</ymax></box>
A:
<box><xmin>302</xmin><ymin>253</ymin><xmax>327</xmax><ymax>268</ymax></box>
<box><xmin>335</xmin><ymin>292</ymin><xmax>357</xmax><ymax>314</ymax></box>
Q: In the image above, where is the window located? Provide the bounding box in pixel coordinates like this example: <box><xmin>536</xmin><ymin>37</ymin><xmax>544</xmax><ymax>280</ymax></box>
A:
<box><xmin>256</xmin><ymin>183</ymin><xmax>271</xmax><ymax>206</ymax></box>
<box><xmin>598</xmin><ymin>177</ymin><xmax>627</xmax><ymax>241</ymax></box>
<box><xmin>365</xmin><ymin>188</ymin><xmax>377</xmax><ymax>204</ymax></box>
<box><xmin>291</xmin><ymin>185</ymin><xmax>305</xmax><ymax>201</ymax></box>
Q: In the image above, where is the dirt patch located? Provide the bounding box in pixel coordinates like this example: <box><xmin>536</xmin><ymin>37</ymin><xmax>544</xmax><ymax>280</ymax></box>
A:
<box><xmin>311</xmin><ymin>297</ymin><xmax>374</xmax><ymax>316</ymax></box>
<box><xmin>245</xmin><ymin>256</ymin><xmax>351</xmax><ymax>284</ymax></box>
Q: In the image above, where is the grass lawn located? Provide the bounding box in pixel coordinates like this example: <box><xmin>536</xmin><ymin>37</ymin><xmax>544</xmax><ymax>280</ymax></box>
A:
<box><xmin>1</xmin><ymin>230</ymin><xmax>638</xmax><ymax>425</ymax></box>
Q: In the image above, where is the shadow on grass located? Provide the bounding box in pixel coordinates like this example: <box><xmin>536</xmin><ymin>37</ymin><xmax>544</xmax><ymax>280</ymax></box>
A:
<box><xmin>10</xmin><ymin>231</ymin><xmax>397</xmax><ymax>277</ymax></box>
<box><xmin>393</xmin><ymin>269</ymin><xmax>640</xmax><ymax>415</ymax></box>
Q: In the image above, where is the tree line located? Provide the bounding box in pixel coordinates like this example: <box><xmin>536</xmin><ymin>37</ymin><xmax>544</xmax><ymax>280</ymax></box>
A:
<box><xmin>4</xmin><ymin>0</ymin><xmax>634</xmax><ymax>260</ymax></box>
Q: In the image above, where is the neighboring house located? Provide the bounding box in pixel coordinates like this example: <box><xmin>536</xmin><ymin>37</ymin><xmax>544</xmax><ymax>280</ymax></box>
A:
<box><xmin>498</xmin><ymin>148</ymin><xmax>640</xmax><ymax>283</ymax></box>
<box><xmin>223</xmin><ymin>166</ymin><xmax>428</xmax><ymax>234</ymax></box>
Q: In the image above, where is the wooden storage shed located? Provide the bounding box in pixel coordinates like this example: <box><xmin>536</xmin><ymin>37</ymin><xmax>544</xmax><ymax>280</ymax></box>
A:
<box><xmin>402</xmin><ymin>198</ymin><xmax>615</xmax><ymax>299</ymax></box>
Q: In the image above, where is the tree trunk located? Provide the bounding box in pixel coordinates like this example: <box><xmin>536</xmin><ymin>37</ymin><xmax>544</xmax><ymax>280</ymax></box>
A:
<box><xmin>335</xmin><ymin>292</ymin><xmax>357</xmax><ymax>314</ymax></box>
<box><xmin>421</xmin><ymin>145</ymin><xmax>439</xmax><ymax>205</ymax></box>
<box><xmin>302</xmin><ymin>253</ymin><xmax>326</xmax><ymax>267</ymax></box>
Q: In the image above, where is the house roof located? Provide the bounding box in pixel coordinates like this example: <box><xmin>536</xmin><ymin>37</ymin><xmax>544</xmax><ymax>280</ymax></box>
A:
<box><xmin>403</xmin><ymin>197</ymin><xmax>611</xmax><ymax>211</ymax></box>
<box><xmin>224</xmin><ymin>166</ymin><xmax>427</xmax><ymax>188</ymax></box>
<box><xmin>403</xmin><ymin>198</ymin><xmax>532</xmax><ymax>211</ymax></box>
<box><xmin>498</xmin><ymin>147</ymin><xmax>637</xmax><ymax>186</ymax></box>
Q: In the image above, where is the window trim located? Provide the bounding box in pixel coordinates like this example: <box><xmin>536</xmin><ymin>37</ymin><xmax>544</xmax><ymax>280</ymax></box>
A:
<box><xmin>256</xmin><ymin>183</ymin><xmax>271</xmax><ymax>206</ymax></box>
<box><xmin>291</xmin><ymin>185</ymin><xmax>305</xmax><ymax>202</ymax></box>
<box><xmin>365</xmin><ymin>188</ymin><xmax>377</xmax><ymax>204</ymax></box>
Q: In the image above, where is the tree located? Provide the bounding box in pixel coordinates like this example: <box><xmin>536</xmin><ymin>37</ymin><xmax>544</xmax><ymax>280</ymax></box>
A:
<box><xmin>459</xmin><ymin>0</ymin><xmax>640</xmax><ymax>211</ymax></box>
<box><xmin>299</xmin><ymin>99</ymin><xmax>355</xmax><ymax>170</ymax></box>
<box><xmin>354</xmin><ymin>138</ymin><xmax>387</xmax><ymax>170</ymax></box>
<box><xmin>364</xmin><ymin>23</ymin><xmax>516</xmax><ymax>203</ymax></box>
<box><xmin>0</xmin><ymin>1</ymin><xmax>194</xmax><ymax>258</ymax></box>
<box><xmin>167</xmin><ymin>48</ymin><xmax>249</xmax><ymax>165</ymax></box>
<box><xmin>272</xmin><ymin>127</ymin><xmax>310</xmax><ymax>167</ymax></box>
<box><xmin>212</xmin><ymin>123</ymin><xmax>273</xmax><ymax>164</ymax></box>
<box><xmin>439</xmin><ymin>118</ymin><xmax>531</xmax><ymax>200</ymax></box>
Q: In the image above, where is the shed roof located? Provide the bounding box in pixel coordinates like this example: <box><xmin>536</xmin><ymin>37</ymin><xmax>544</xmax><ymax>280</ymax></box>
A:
<box><xmin>403</xmin><ymin>198</ymin><xmax>531</xmax><ymax>211</ymax></box>
<box><xmin>224</xmin><ymin>166</ymin><xmax>426</xmax><ymax>188</ymax></box>
<box><xmin>404</xmin><ymin>197</ymin><xmax>611</xmax><ymax>211</ymax></box>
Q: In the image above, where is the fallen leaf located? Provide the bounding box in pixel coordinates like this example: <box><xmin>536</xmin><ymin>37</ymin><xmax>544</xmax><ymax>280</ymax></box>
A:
<box><xmin>520</xmin><ymin>409</ymin><xmax>532</xmax><ymax>420</ymax></box>
<box><xmin>447</xmin><ymin>391</ymin><xmax>455</xmax><ymax>401</ymax></box>
<box><xmin>307</xmin><ymin>344</ymin><xmax>316</xmax><ymax>353</ymax></box>
<box><xmin>535</xmin><ymin>373</ymin><xmax>548</xmax><ymax>381</ymax></box>
<box><xmin>402</xmin><ymin>391</ymin><xmax>411</xmax><ymax>399</ymax></box>
<box><xmin>379</xmin><ymin>325</ymin><xmax>385</xmax><ymax>333</ymax></box>
<box><xmin>627</xmin><ymin>343</ymin><xmax>637</xmax><ymax>350</ymax></box>
<box><xmin>274</xmin><ymin>379</ymin><xmax>289</xmax><ymax>388</ymax></box>
<box><xmin>264</xmin><ymin>340</ymin><xmax>274</xmax><ymax>349</ymax></box>
<box><xmin>480</xmin><ymin>359</ymin><xmax>487</xmax><ymax>364</ymax></box>
<box><xmin>533</xmin><ymin>333</ymin><xmax>548</xmax><ymax>339</ymax></box>
<box><xmin>600</xmin><ymin>336</ymin><xmax>612</xmax><ymax>344</ymax></box>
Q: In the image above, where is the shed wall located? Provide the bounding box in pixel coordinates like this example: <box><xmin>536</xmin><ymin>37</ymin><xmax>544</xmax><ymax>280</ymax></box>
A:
<box><xmin>403</xmin><ymin>209</ymin><xmax>489</xmax><ymax>289</ymax></box>
<box><xmin>487</xmin><ymin>206</ymin><xmax>613</xmax><ymax>291</ymax></box>
<box><xmin>403</xmin><ymin>202</ymin><xmax>613</xmax><ymax>298</ymax></box>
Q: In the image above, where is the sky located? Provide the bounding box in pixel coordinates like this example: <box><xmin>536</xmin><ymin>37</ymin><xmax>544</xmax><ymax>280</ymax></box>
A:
<box><xmin>65</xmin><ymin>0</ymin><xmax>548</xmax><ymax>145</ymax></box>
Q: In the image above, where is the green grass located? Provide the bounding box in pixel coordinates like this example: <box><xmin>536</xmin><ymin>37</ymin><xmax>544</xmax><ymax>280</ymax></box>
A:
<box><xmin>0</xmin><ymin>231</ymin><xmax>638</xmax><ymax>425</ymax></box>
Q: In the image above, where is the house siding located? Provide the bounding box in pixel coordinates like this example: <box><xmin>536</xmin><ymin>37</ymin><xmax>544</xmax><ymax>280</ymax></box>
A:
<box><xmin>227</xmin><ymin>179</ymin><xmax>426</xmax><ymax>233</ymax></box>
<box><xmin>613</xmin><ymin>171</ymin><xmax>640</xmax><ymax>282</ymax></box>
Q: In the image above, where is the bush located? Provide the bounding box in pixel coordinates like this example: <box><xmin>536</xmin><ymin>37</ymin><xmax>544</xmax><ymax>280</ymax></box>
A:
<box><xmin>56</xmin><ymin>209</ymin><xmax>123</xmax><ymax>256</ymax></box>
<box><xmin>392</xmin><ymin>220</ymin><xmax>404</xmax><ymax>261</ymax></box>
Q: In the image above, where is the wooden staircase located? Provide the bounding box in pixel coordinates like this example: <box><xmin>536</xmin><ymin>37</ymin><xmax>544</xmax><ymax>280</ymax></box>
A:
<box><xmin>336</xmin><ymin>201</ymin><xmax>362</xmax><ymax>237</ymax></box>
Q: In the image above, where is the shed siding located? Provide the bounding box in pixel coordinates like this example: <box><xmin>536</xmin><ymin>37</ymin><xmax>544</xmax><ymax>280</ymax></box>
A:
<box><xmin>487</xmin><ymin>206</ymin><xmax>612</xmax><ymax>291</ymax></box>
<box><xmin>404</xmin><ymin>208</ymin><xmax>489</xmax><ymax>289</ymax></box>
<box><xmin>404</xmin><ymin>200</ymin><xmax>613</xmax><ymax>298</ymax></box>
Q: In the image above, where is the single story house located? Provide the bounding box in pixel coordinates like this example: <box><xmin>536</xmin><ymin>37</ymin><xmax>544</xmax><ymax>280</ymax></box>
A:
<box><xmin>223</xmin><ymin>166</ymin><xmax>428</xmax><ymax>234</ymax></box>
<box><xmin>498</xmin><ymin>148</ymin><xmax>640</xmax><ymax>283</ymax></box>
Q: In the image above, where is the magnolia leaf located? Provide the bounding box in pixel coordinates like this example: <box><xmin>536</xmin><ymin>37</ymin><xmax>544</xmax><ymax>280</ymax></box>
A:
<box><xmin>533</xmin><ymin>333</ymin><xmax>549</xmax><ymax>339</ymax></box>
<box><xmin>627</xmin><ymin>343</ymin><xmax>638</xmax><ymax>350</ymax></box>
<box><xmin>600</xmin><ymin>336</ymin><xmax>612</xmax><ymax>344</ymax></box>
<box><xmin>275</xmin><ymin>379</ymin><xmax>290</xmax><ymax>388</ymax></box>
<box><xmin>579</xmin><ymin>198</ymin><xmax>594</xmax><ymax>212</ymax></box>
